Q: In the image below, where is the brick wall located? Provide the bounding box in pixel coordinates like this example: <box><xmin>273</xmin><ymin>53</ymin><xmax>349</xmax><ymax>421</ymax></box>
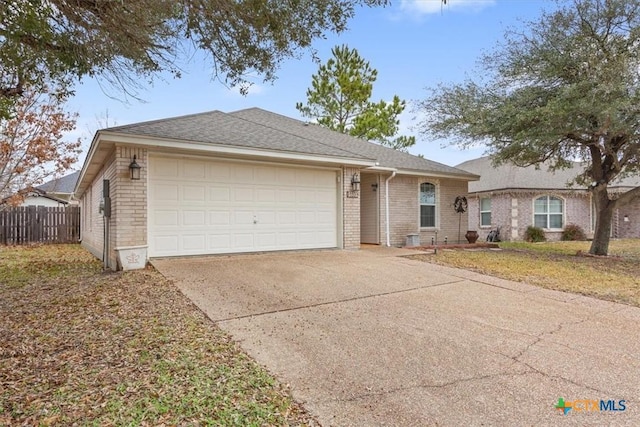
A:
<box><xmin>615</xmin><ymin>198</ymin><xmax>640</xmax><ymax>238</ymax></box>
<box><xmin>112</xmin><ymin>146</ymin><xmax>148</xmax><ymax>253</ymax></box>
<box><xmin>467</xmin><ymin>191</ymin><xmax>592</xmax><ymax>241</ymax></box>
<box><xmin>80</xmin><ymin>152</ymin><xmax>116</xmax><ymax>265</ymax></box>
<box><xmin>342</xmin><ymin>166</ymin><xmax>361</xmax><ymax>249</ymax></box>
<box><xmin>79</xmin><ymin>146</ymin><xmax>148</xmax><ymax>270</ymax></box>
<box><xmin>384</xmin><ymin>175</ymin><xmax>470</xmax><ymax>246</ymax></box>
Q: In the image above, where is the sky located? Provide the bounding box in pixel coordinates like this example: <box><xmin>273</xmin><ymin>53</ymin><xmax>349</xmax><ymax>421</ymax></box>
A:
<box><xmin>67</xmin><ymin>0</ymin><xmax>554</xmax><ymax>168</ymax></box>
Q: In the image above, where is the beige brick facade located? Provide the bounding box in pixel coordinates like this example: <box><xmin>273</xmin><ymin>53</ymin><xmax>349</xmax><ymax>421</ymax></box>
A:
<box><xmin>80</xmin><ymin>146</ymin><xmax>148</xmax><ymax>269</ymax></box>
<box><xmin>378</xmin><ymin>174</ymin><xmax>470</xmax><ymax>247</ymax></box>
<box><xmin>342</xmin><ymin>166</ymin><xmax>361</xmax><ymax>250</ymax></box>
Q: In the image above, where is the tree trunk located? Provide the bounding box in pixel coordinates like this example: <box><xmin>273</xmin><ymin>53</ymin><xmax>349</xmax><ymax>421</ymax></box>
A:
<box><xmin>589</xmin><ymin>188</ymin><xmax>615</xmax><ymax>256</ymax></box>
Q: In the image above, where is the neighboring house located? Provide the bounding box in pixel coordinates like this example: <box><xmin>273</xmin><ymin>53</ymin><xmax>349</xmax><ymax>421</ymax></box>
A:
<box><xmin>457</xmin><ymin>157</ymin><xmax>640</xmax><ymax>241</ymax></box>
<box><xmin>74</xmin><ymin>108</ymin><xmax>478</xmax><ymax>270</ymax></box>
<box><xmin>35</xmin><ymin>171</ymin><xmax>80</xmax><ymax>204</ymax></box>
<box><xmin>19</xmin><ymin>190</ymin><xmax>69</xmax><ymax>207</ymax></box>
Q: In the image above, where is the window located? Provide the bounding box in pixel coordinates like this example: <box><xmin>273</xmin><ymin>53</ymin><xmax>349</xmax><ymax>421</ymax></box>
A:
<box><xmin>480</xmin><ymin>198</ymin><xmax>491</xmax><ymax>227</ymax></box>
<box><xmin>420</xmin><ymin>182</ymin><xmax>436</xmax><ymax>228</ymax></box>
<box><xmin>534</xmin><ymin>196</ymin><xmax>563</xmax><ymax>229</ymax></box>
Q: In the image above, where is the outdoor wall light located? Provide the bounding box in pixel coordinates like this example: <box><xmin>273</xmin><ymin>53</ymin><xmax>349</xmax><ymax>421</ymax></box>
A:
<box><xmin>351</xmin><ymin>173</ymin><xmax>361</xmax><ymax>191</ymax></box>
<box><xmin>129</xmin><ymin>155</ymin><xmax>141</xmax><ymax>180</ymax></box>
<box><xmin>624</xmin><ymin>215</ymin><xmax>630</xmax><ymax>222</ymax></box>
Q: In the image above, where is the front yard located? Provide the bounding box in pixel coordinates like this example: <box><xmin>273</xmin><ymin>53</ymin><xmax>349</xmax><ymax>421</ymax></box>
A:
<box><xmin>0</xmin><ymin>244</ymin><xmax>317</xmax><ymax>426</ymax></box>
<box><xmin>409</xmin><ymin>239</ymin><xmax>640</xmax><ymax>307</ymax></box>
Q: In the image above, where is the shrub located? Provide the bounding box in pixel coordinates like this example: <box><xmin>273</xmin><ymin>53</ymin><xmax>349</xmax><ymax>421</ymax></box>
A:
<box><xmin>561</xmin><ymin>224</ymin><xmax>587</xmax><ymax>241</ymax></box>
<box><xmin>524</xmin><ymin>226</ymin><xmax>546</xmax><ymax>242</ymax></box>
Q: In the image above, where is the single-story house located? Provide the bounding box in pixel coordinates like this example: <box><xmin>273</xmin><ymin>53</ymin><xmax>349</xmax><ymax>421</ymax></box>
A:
<box><xmin>74</xmin><ymin>108</ymin><xmax>478</xmax><ymax>270</ymax></box>
<box><xmin>457</xmin><ymin>156</ymin><xmax>640</xmax><ymax>241</ymax></box>
<box><xmin>35</xmin><ymin>171</ymin><xmax>80</xmax><ymax>204</ymax></box>
<box><xmin>19</xmin><ymin>171</ymin><xmax>81</xmax><ymax>207</ymax></box>
<box><xmin>16</xmin><ymin>190</ymin><xmax>69</xmax><ymax>207</ymax></box>
<box><xmin>3</xmin><ymin>171</ymin><xmax>80</xmax><ymax>207</ymax></box>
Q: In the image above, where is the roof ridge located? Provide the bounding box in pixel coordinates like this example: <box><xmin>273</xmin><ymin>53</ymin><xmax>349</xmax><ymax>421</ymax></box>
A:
<box><xmin>104</xmin><ymin>110</ymin><xmax>224</xmax><ymax>131</ymax></box>
<box><xmin>228</xmin><ymin>109</ymin><xmax>375</xmax><ymax>161</ymax></box>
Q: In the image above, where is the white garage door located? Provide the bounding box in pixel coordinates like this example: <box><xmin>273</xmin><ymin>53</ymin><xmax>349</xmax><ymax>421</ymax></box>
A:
<box><xmin>148</xmin><ymin>156</ymin><xmax>339</xmax><ymax>257</ymax></box>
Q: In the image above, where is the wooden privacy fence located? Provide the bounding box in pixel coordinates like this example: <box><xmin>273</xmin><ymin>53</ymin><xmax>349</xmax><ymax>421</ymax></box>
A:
<box><xmin>0</xmin><ymin>205</ymin><xmax>81</xmax><ymax>245</ymax></box>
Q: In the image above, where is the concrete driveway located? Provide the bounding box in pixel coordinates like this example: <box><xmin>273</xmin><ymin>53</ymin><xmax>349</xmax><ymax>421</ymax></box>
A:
<box><xmin>153</xmin><ymin>247</ymin><xmax>640</xmax><ymax>426</ymax></box>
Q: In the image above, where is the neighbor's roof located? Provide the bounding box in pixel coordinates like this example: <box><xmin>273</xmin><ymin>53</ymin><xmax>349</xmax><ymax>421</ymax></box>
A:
<box><xmin>36</xmin><ymin>171</ymin><xmax>80</xmax><ymax>194</ymax></box>
<box><xmin>101</xmin><ymin>107</ymin><xmax>476</xmax><ymax>178</ymax></box>
<box><xmin>456</xmin><ymin>156</ymin><xmax>640</xmax><ymax>193</ymax></box>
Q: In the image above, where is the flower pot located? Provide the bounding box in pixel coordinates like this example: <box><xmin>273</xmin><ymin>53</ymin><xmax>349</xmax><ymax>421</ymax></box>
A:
<box><xmin>465</xmin><ymin>230</ymin><xmax>479</xmax><ymax>244</ymax></box>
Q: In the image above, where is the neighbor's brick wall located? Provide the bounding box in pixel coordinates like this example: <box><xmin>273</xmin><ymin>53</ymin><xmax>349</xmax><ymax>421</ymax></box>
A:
<box><xmin>467</xmin><ymin>191</ymin><xmax>592</xmax><ymax>241</ymax></box>
<box><xmin>342</xmin><ymin>166</ymin><xmax>360</xmax><ymax>249</ymax></box>
<box><xmin>384</xmin><ymin>175</ymin><xmax>470</xmax><ymax>247</ymax></box>
<box><xmin>615</xmin><ymin>198</ymin><xmax>640</xmax><ymax>238</ymax></box>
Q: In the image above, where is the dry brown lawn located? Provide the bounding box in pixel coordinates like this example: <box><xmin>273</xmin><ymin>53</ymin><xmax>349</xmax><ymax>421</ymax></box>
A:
<box><xmin>0</xmin><ymin>244</ymin><xmax>317</xmax><ymax>426</ymax></box>
<box><xmin>408</xmin><ymin>239</ymin><xmax>640</xmax><ymax>307</ymax></box>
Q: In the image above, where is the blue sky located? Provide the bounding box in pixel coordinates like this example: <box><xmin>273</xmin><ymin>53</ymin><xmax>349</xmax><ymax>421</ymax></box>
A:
<box><xmin>68</xmin><ymin>0</ymin><xmax>552</xmax><ymax>167</ymax></box>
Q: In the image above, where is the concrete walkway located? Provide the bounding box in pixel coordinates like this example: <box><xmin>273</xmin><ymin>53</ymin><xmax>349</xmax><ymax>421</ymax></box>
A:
<box><xmin>153</xmin><ymin>248</ymin><xmax>640</xmax><ymax>426</ymax></box>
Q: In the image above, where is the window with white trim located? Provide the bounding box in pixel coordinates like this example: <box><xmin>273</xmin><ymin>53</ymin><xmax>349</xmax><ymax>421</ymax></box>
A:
<box><xmin>420</xmin><ymin>182</ymin><xmax>436</xmax><ymax>228</ymax></box>
<box><xmin>480</xmin><ymin>197</ymin><xmax>491</xmax><ymax>227</ymax></box>
<box><xmin>534</xmin><ymin>195</ymin><xmax>563</xmax><ymax>229</ymax></box>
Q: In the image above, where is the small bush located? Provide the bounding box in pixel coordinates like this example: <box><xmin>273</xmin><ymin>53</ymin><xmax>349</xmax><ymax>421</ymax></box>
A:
<box><xmin>561</xmin><ymin>224</ymin><xmax>587</xmax><ymax>241</ymax></box>
<box><xmin>524</xmin><ymin>226</ymin><xmax>546</xmax><ymax>242</ymax></box>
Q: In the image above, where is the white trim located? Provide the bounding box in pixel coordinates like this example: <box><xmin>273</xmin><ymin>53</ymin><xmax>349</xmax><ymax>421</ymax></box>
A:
<box><xmin>480</xmin><ymin>197</ymin><xmax>492</xmax><ymax>227</ymax></box>
<box><xmin>533</xmin><ymin>194</ymin><xmax>565</xmax><ymax>231</ymax></box>
<box><xmin>418</xmin><ymin>181</ymin><xmax>439</xmax><ymax>230</ymax></box>
<box><xmin>385</xmin><ymin>171</ymin><xmax>396</xmax><ymax>246</ymax></box>
<box><xmin>148</xmin><ymin>151</ymin><xmax>343</xmax><ymax>172</ymax></box>
<box><xmin>102</xmin><ymin>132</ymin><xmax>375</xmax><ymax>167</ymax></box>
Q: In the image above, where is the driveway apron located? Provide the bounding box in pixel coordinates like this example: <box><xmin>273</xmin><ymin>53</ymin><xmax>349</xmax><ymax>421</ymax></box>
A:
<box><xmin>153</xmin><ymin>248</ymin><xmax>640</xmax><ymax>426</ymax></box>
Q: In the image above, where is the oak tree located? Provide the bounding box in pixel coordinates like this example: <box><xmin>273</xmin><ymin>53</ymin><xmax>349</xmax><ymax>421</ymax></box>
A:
<box><xmin>416</xmin><ymin>0</ymin><xmax>640</xmax><ymax>255</ymax></box>
<box><xmin>296</xmin><ymin>45</ymin><xmax>415</xmax><ymax>151</ymax></box>
<box><xmin>0</xmin><ymin>83</ymin><xmax>81</xmax><ymax>205</ymax></box>
<box><xmin>0</xmin><ymin>0</ymin><xmax>388</xmax><ymax>118</ymax></box>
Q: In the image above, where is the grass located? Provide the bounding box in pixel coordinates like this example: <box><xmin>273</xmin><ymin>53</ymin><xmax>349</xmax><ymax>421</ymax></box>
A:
<box><xmin>408</xmin><ymin>239</ymin><xmax>640</xmax><ymax>307</ymax></box>
<box><xmin>0</xmin><ymin>244</ymin><xmax>317</xmax><ymax>426</ymax></box>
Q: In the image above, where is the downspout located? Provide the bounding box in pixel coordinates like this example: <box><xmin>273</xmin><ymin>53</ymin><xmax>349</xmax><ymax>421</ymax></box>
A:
<box><xmin>385</xmin><ymin>171</ymin><xmax>397</xmax><ymax>247</ymax></box>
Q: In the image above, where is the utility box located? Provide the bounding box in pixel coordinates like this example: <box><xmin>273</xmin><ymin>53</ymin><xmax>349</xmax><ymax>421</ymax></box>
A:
<box><xmin>406</xmin><ymin>233</ymin><xmax>420</xmax><ymax>247</ymax></box>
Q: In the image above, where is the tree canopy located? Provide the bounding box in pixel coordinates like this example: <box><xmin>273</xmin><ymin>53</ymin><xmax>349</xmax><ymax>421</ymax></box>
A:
<box><xmin>0</xmin><ymin>82</ymin><xmax>80</xmax><ymax>205</ymax></box>
<box><xmin>416</xmin><ymin>0</ymin><xmax>640</xmax><ymax>255</ymax></box>
<box><xmin>0</xmin><ymin>0</ymin><xmax>388</xmax><ymax>118</ymax></box>
<box><xmin>296</xmin><ymin>45</ymin><xmax>415</xmax><ymax>151</ymax></box>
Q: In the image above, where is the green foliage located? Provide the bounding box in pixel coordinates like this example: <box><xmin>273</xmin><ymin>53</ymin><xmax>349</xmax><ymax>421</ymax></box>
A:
<box><xmin>524</xmin><ymin>226</ymin><xmax>546</xmax><ymax>243</ymax></box>
<box><xmin>561</xmin><ymin>224</ymin><xmax>587</xmax><ymax>241</ymax></box>
<box><xmin>416</xmin><ymin>0</ymin><xmax>640</xmax><ymax>255</ymax></box>
<box><xmin>0</xmin><ymin>1</ymin><xmax>388</xmax><ymax>117</ymax></box>
<box><xmin>296</xmin><ymin>44</ymin><xmax>415</xmax><ymax>150</ymax></box>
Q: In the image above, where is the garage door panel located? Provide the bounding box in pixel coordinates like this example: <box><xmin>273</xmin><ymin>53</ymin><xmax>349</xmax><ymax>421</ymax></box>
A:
<box><xmin>148</xmin><ymin>157</ymin><xmax>338</xmax><ymax>257</ymax></box>
<box><xmin>153</xmin><ymin>184</ymin><xmax>179</xmax><ymax>201</ymax></box>
<box><xmin>183</xmin><ymin>211</ymin><xmax>206</xmax><ymax>226</ymax></box>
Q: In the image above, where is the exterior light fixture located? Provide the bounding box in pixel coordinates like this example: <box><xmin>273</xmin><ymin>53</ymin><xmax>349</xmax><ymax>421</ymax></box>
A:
<box><xmin>351</xmin><ymin>173</ymin><xmax>361</xmax><ymax>191</ymax></box>
<box><xmin>129</xmin><ymin>155</ymin><xmax>141</xmax><ymax>180</ymax></box>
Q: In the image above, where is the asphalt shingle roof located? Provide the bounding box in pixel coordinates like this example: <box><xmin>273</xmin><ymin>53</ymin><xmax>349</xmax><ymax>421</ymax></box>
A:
<box><xmin>36</xmin><ymin>171</ymin><xmax>80</xmax><ymax>194</ymax></box>
<box><xmin>456</xmin><ymin>157</ymin><xmax>640</xmax><ymax>193</ymax></box>
<box><xmin>105</xmin><ymin>108</ymin><xmax>475</xmax><ymax>178</ymax></box>
<box><xmin>230</xmin><ymin>108</ymin><xmax>474</xmax><ymax>176</ymax></box>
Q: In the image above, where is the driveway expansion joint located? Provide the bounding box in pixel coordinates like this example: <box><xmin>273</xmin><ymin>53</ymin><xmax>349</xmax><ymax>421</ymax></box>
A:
<box><xmin>215</xmin><ymin>279</ymin><xmax>467</xmax><ymax>323</ymax></box>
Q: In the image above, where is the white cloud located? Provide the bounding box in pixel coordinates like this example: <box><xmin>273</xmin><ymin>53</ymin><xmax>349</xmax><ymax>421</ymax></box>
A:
<box><xmin>227</xmin><ymin>83</ymin><xmax>265</xmax><ymax>97</ymax></box>
<box><xmin>400</xmin><ymin>0</ymin><xmax>496</xmax><ymax>16</ymax></box>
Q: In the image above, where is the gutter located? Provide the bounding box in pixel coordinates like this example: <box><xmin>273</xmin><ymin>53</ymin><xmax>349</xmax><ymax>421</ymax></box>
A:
<box><xmin>385</xmin><ymin>170</ymin><xmax>397</xmax><ymax>247</ymax></box>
